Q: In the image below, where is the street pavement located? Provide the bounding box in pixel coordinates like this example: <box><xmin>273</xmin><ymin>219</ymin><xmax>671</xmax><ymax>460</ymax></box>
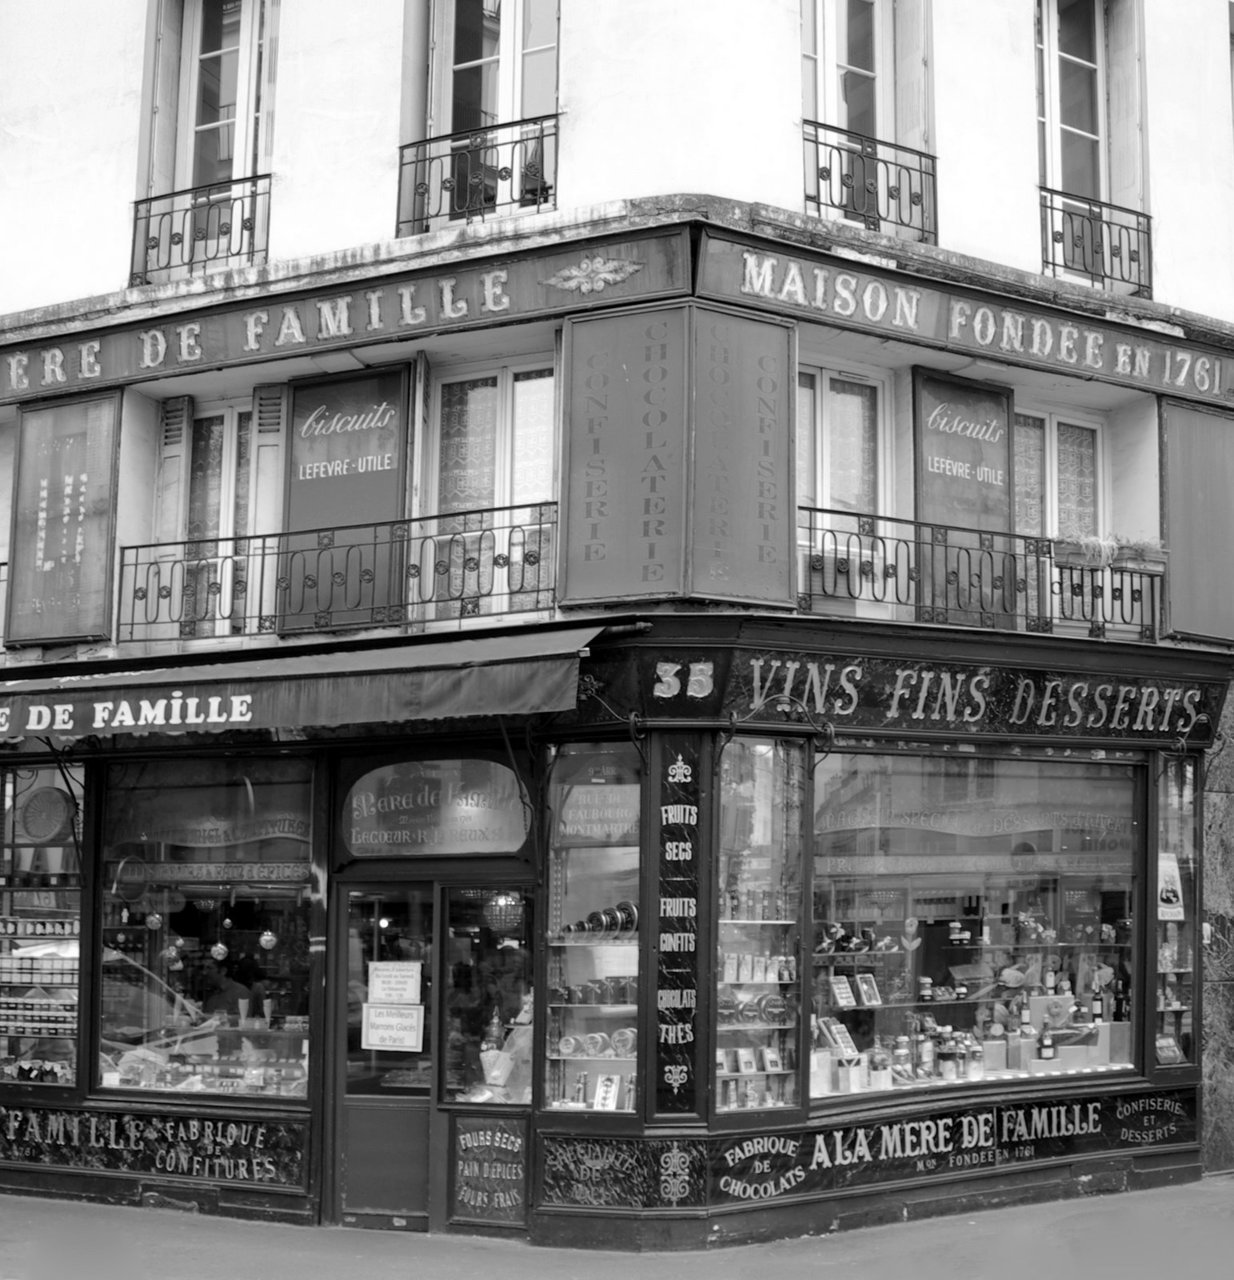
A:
<box><xmin>1</xmin><ymin>1174</ymin><xmax>1232</xmax><ymax>1280</ymax></box>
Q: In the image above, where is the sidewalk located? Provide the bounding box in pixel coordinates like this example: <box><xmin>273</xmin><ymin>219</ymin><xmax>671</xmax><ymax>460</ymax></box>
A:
<box><xmin>2</xmin><ymin>1175</ymin><xmax>1232</xmax><ymax>1280</ymax></box>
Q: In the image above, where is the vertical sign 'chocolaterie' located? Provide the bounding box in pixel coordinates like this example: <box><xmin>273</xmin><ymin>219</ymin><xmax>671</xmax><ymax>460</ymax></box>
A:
<box><xmin>656</xmin><ymin>735</ymin><xmax>700</xmax><ymax>1114</ymax></box>
<box><xmin>690</xmin><ymin>310</ymin><xmax>794</xmax><ymax>601</ymax></box>
<box><xmin>563</xmin><ymin>308</ymin><xmax>689</xmax><ymax>600</ymax></box>
<box><xmin>7</xmin><ymin>394</ymin><xmax>119</xmax><ymax>645</ymax></box>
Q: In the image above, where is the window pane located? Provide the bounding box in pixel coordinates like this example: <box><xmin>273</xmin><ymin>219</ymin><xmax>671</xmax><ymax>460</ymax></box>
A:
<box><xmin>840</xmin><ymin>69</ymin><xmax>876</xmax><ymax>137</ymax></box>
<box><xmin>716</xmin><ymin>738</ymin><xmax>804</xmax><ymax>1113</ymax></box>
<box><xmin>1056</xmin><ymin>422</ymin><xmax>1097</xmax><ymax>539</ymax></box>
<box><xmin>545</xmin><ymin>743</ymin><xmax>642</xmax><ymax>1114</ymax></box>
<box><xmin>520</xmin><ymin>47</ymin><xmax>557</xmax><ymax>119</ymax></box>
<box><xmin>1059</xmin><ymin>58</ymin><xmax>1098</xmax><ymax>136</ymax></box>
<box><xmin>1013</xmin><ymin>414</ymin><xmax>1046</xmax><ymax>536</ymax></box>
<box><xmin>511</xmin><ymin>370</ymin><xmax>554</xmax><ymax>504</ymax></box>
<box><xmin>523</xmin><ymin>0</ymin><xmax>556</xmax><ymax>50</ymax></box>
<box><xmin>1060</xmin><ymin>130</ymin><xmax>1100</xmax><ymax>198</ymax></box>
<box><xmin>1058</xmin><ymin>0</ymin><xmax>1097</xmax><ymax>64</ymax></box>
<box><xmin>827</xmin><ymin>378</ymin><xmax>877</xmax><ymax>512</ymax></box>
<box><xmin>438</xmin><ymin>377</ymin><xmax>499</xmax><ymax>513</ymax></box>
<box><xmin>845</xmin><ymin>0</ymin><xmax>876</xmax><ymax>72</ymax></box>
<box><xmin>812</xmin><ymin>753</ymin><xmax>1139</xmax><ymax>1096</ymax></box>
<box><xmin>192</xmin><ymin>123</ymin><xmax>236</xmax><ymax>187</ymax></box>
<box><xmin>452</xmin><ymin>62</ymin><xmax>499</xmax><ymax>131</ymax></box>
<box><xmin>98</xmin><ymin>758</ymin><xmax>313</xmax><ymax>1096</ymax></box>
<box><xmin>454</xmin><ymin>0</ymin><xmax>500</xmax><ymax>66</ymax></box>
<box><xmin>196</xmin><ymin>50</ymin><xmax>239</xmax><ymax>128</ymax></box>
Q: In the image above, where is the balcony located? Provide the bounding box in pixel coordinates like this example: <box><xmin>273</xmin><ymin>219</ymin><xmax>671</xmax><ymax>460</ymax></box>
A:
<box><xmin>1040</xmin><ymin>187</ymin><xmax>1151</xmax><ymax>298</ymax></box>
<box><xmin>803</xmin><ymin>122</ymin><xmax>937</xmax><ymax>243</ymax></box>
<box><xmin>396</xmin><ymin>116</ymin><xmax>558</xmax><ymax>237</ymax></box>
<box><xmin>117</xmin><ymin>504</ymin><xmax>557</xmax><ymax>644</ymax></box>
<box><xmin>797</xmin><ymin>509</ymin><xmax>1163</xmax><ymax>642</ymax></box>
<box><xmin>130</xmin><ymin>175</ymin><xmax>272</xmax><ymax>287</ymax></box>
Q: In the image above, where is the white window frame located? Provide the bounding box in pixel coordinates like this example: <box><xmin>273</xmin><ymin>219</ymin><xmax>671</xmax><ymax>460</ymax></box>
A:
<box><xmin>174</xmin><ymin>0</ymin><xmax>277</xmax><ymax>192</ymax></box>
<box><xmin>1012</xmin><ymin>403</ymin><xmax>1108</xmax><ymax>540</ymax></box>
<box><xmin>801</xmin><ymin>0</ymin><xmax>895</xmax><ymax>136</ymax></box>
<box><xmin>429</xmin><ymin>0</ymin><xmax>559</xmax><ymax>135</ymax></box>
<box><xmin>418</xmin><ymin>358</ymin><xmax>557</xmax><ymax>516</ymax></box>
<box><xmin>796</xmin><ymin>361</ymin><xmax>891</xmax><ymax>520</ymax></box>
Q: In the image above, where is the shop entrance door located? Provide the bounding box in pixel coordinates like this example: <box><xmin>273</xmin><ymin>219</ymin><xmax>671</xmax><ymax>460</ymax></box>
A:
<box><xmin>333</xmin><ymin>882</ymin><xmax>533</xmax><ymax>1231</ymax></box>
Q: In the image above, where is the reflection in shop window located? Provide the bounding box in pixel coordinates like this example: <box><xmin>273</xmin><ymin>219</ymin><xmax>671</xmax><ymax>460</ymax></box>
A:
<box><xmin>98</xmin><ymin>758</ymin><xmax>313</xmax><ymax>1096</ymax></box>
<box><xmin>0</xmin><ymin>763</ymin><xmax>86</xmax><ymax>1086</ymax></box>
<box><xmin>811</xmin><ymin>752</ymin><xmax>1139</xmax><ymax>1095</ymax></box>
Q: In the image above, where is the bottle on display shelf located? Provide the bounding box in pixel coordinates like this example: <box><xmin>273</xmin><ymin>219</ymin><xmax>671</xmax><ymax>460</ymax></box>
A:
<box><xmin>1045</xmin><ymin>965</ymin><xmax>1056</xmax><ymax>994</ymax></box>
<box><xmin>1090</xmin><ymin>986</ymin><xmax>1104</xmax><ymax>1023</ymax></box>
<box><xmin>954</xmin><ymin>1032</ymin><xmax>968</xmax><ymax>1079</ymax></box>
<box><xmin>937</xmin><ymin>1034</ymin><xmax>958</xmax><ymax>1082</ymax></box>
<box><xmin>968</xmin><ymin>1039</ymin><xmax>985</xmax><ymax>1081</ymax></box>
<box><xmin>1039</xmin><ymin>1023</ymin><xmax>1056</xmax><ymax>1061</ymax></box>
<box><xmin>482</xmin><ymin>1008</ymin><xmax>503</xmax><ymax>1053</ymax></box>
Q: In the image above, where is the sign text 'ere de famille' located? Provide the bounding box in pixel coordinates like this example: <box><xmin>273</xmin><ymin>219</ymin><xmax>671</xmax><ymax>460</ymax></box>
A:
<box><xmin>0</xmin><ymin>234</ymin><xmax>688</xmax><ymax>404</ymax></box>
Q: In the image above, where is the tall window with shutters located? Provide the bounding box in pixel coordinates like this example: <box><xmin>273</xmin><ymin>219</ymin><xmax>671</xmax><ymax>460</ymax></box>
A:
<box><xmin>145</xmin><ymin>388</ymin><xmax>286</xmax><ymax>638</ymax></box>
<box><xmin>419</xmin><ymin>361</ymin><xmax>556</xmax><ymax>617</ymax></box>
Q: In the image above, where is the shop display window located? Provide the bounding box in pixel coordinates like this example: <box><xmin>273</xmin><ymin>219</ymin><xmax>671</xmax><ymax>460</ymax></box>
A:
<box><xmin>444</xmin><ymin>887</ymin><xmax>534</xmax><ymax>1104</ymax></box>
<box><xmin>544</xmin><ymin>743</ymin><xmax>641</xmax><ymax>1112</ymax></box>
<box><xmin>0</xmin><ymin>764</ymin><xmax>85</xmax><ymax>1086</ymax></box>
<box><xmin>810</xmin><ymin>752</ymin><xmax>1139</xmax><ymax>1095</ymax></box>
<box><xmin>714</xmin><ymin>737</ymin><xmax>805</xmax><ymax>1113</ymax></box>
<box><xmin>1156</xmin><ymin>758</ymin><xmax>1198</xmax><ymax>1067</ymax></box>
<box><xmin>97</xmin><ymin>758</ymin><xmax>313</xmax><ymax>1096</ymax></box>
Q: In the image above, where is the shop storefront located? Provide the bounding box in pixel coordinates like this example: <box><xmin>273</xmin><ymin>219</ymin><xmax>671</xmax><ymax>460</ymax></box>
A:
<box><xmin>0</xmin><ymin>617</ymin><xmax>1223</xmax><ymax>1245</ymax></box>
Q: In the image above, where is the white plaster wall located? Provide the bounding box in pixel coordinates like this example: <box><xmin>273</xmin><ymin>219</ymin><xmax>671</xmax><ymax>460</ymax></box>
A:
<box><xmin>557</xmin><ymin>0</ymin><xmax>803</xmax><ymax>212</ymax></box>
<box><xmin>1141</xmin><ymin>0</ymin><xmax>1234</xmax><ymax>321</ymax></box>
<box><xmin>268</xmin><ymin>0</ymin><xmax>408</xmax><ymax>261</ymax></box>
<box><xmin>0</xmin><ymin>0</ymin><xmax>147</xmax><ymax>317</ymax></box>
<box><xmin>930</xmin><ymin>0</ymin><xmax>1040</xmax><ymax>273</ymax></box>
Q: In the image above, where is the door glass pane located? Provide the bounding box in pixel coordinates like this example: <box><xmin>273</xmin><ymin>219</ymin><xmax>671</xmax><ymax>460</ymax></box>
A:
<box><xmin>1060</xmin><ymin>131</ymin><xmax>1100</xmax><ymax>199</ymax></box>
<box><xmin>345</xmin><ymin>888</ymin><xmax>433</xmax><ymax>1095</ymax></box>
<box><xmin>520</xmin><ymin>47</ymin><xmax>557</xmax><ymax>119</ymax></box>
<box><xmin>444</xmin><ymin>887</ymin><xmax>534</xmax><ymax>1103</ymax></box>
<box><xmin>187</xmin><ymin>414</ymin><xmax>227</xmax><ymax>547</ymax></box>
<box><xmin>840</xmin><ymin>70</ymin><xmax>876</xmax><ymax>137</ymax></box>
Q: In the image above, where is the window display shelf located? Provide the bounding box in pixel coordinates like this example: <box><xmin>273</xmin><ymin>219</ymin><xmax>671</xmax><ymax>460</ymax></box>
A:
<box><xmin>547</xmin><ymin>1054</ymin><xmax>636</xmax><ymax>1063</ymax></box>
<box><xmin>548</xmin><ymin>1003</ymin><xmax>637</xmax><ymax>1015</ymax></box>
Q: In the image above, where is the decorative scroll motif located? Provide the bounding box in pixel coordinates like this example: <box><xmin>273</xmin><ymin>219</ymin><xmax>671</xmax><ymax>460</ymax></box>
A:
<box><xmin>542</xmin><ymin>256</ymin><xmax>644</xmax><ymax>294</ymax></box>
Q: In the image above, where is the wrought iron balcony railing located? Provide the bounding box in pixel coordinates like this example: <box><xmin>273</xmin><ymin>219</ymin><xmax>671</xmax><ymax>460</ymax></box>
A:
<box><xmin>803</xmin><ymin>122</ymin><xmax>937</xmax><ymax>243</ymax></box>
<box><xmin>396</xmin><ymin>116</ymin><xmax>558</xmax><ymax>237</ymax></box>
<box><xmin>797</xmin><ymin>508</ymin><xmax>1162</xmax><ymax>642</ymax></box>
<box><xmin>131</xmin><ymin>174</ymin><xmax>272</xmax><ymax>287</ymax></box>
<box><xmin>117</xmin><ymin>504</ymin><xmax>557</xmax><ymax>643</ymax></box>
<box><xmin>1040</xmin><ymin>187</ymin><xmax>1151</xmax><ymax>297</ymax></box>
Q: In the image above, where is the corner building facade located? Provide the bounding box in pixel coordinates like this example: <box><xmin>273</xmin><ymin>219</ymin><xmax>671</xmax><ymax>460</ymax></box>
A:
<box><xmin>3</xmin><ymin>0</ymin><xmax>1234</xmax><ymax>1249</ymax></box>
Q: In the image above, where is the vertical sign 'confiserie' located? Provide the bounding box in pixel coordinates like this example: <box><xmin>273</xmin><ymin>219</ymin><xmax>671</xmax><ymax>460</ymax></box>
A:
<box><xmin>656</xmin><ymin>735</ymin><xmax>701</xmax><ymax>1114</ymax></box>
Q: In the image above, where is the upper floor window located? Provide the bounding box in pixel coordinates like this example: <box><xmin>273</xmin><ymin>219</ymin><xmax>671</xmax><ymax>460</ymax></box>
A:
<box><xmin>1036</xmin><ymin>0</ymin><xmax>1105</xmax><ymax>202</ymax></box>
<box><xmin>800</xmin><ymin>1</ymin><xmax>935</xmax><ymax>241</ymax></box>
<box><xmin>132</xmin><ymin>0</ymin><xmax>278</xmax><ymax>285</ymax></box>
<box><xmin>1035</xmin><ymin>0</ymin><xmax>1149</xmax><ymax>294</ymax></box>
<box><xmin>801</xmin><ymin>0</ymin><xmax>891</xmax><ymax>140</ymax></box>
<box><xmin>1013</xmin><ymin>409</ymin><xmax>1102</xmax><ymax>541</ymax></box>
<box><xmin>796</xmin><ymin>366</ymin><xmax>886</xmax><ymax>521</ymax></box>
<box><xmin>398</xmin><ymin>1</ymin><xmax>559</xmax><ymax>233</ymax></box>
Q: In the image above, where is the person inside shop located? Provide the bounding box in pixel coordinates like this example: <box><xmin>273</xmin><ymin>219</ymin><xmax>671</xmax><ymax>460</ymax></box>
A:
<box><xmin>201</xmin><ymin>956</ymin><xmax>251</xmax><ymax>1025</ymax></box>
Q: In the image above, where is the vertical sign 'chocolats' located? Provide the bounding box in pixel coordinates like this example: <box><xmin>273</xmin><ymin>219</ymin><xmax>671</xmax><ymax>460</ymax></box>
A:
<box><xmin>656</xmin><ymin>735</ymin><xmax>701</xmax><ymax>1114</ymax></box>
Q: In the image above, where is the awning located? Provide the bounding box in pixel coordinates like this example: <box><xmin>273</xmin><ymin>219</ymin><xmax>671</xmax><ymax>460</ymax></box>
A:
<box><xmin>0</xmin><ymin>625</ymin><xmax>603</xmax><ymax>741</ymax></box>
